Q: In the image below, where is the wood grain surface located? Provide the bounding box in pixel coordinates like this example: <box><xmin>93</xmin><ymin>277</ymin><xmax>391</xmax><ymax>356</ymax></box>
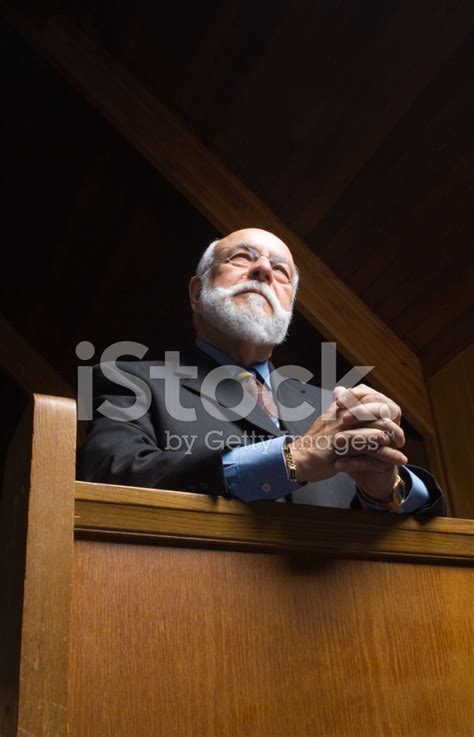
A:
<box><xmin>0</xmin><ymin>395</ymin><xmax>76</xmax><ymax>737</ymax></box>
<box><xmin>68</xmin><ymin>541</ymin><xmax>474</xmax><ymax>737</ymax></box>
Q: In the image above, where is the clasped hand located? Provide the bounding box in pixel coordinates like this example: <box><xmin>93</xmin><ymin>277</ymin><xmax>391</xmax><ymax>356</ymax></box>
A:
<box><xmin>289</xmin><ymin>384</ymin><xmax>407</xmax><ymax>500</ymax></box>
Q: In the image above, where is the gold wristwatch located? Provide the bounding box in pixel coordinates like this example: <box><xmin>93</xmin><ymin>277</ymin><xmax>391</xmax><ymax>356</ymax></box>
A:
<box><xmin>357</xmin><ymin>472</ymin><xmax>407</xmax><ymax>511</ymax></box>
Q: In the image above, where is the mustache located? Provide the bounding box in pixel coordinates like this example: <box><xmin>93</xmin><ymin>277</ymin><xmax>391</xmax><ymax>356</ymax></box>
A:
<box><xmin>215</xmin><ymin>280</ymin><xmax>290</xmax><ymax>314</ymax></box>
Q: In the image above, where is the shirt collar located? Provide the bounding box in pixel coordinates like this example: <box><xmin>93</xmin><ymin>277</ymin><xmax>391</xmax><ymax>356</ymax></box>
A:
<box><xmin>195</xmin><ymin>337</ymin><xmax>271</xmax><ymax>383</ymax></box>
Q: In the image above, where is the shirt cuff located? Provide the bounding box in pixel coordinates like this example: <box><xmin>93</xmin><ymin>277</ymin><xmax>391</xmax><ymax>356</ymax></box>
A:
<box><xmin>358</xmin><ymin>466</ymin><xmax>430</xmax><ymax>513</ymax></box>
<box><xmin>222</xmin><ymin>436</ymin><xmax>304</xmax><ymax>502</ymax></box>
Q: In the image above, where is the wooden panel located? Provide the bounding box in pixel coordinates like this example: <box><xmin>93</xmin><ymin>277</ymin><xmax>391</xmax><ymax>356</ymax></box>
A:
<box><xmin>75</xmin><ymin>483</ymin><xmax>474</xmax><ymax>565</ymax></box>
<box><xmin>1</xmin><ymin>8</ymin><xmax>435</xmax><ymax>437</ymax></box>
<box><xmin>430</xmin><ymin>344</ymin><xmax>474</xmax><ymax>518</ymax></box>
<box><xmin>0</xmin><ymin>395</ymin><xmax>76</xmax><ymax>737</ymax></box>
<box><xmin>69</xmin><ymin>541</ymin><xmax>474</xmax><ymax>737</ymax></box>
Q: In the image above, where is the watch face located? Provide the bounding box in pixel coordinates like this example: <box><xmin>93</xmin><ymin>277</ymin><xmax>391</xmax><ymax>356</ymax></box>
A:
<box><xmin>389</xmin><ymin>478</ymin><xmax>407</xmax><ymax>511</ymax></box>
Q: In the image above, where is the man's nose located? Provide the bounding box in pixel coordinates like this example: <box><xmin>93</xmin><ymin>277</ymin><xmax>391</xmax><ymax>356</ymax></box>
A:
<box><xmin>248</xmin><ymin>255</ymin><xmax>273</xmax><ymax>283</ymax></box>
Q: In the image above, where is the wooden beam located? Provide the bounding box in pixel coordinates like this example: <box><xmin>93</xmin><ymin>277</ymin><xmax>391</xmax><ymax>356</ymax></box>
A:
<box><xmin>1</xmin><ymin>8</ymin><xmax>434</xmax><ymax>436</ymax></box>
<box><xmin>0</xmin><ymin>313</ymin><xmax>73</xmax><ymax>397</ymax></box>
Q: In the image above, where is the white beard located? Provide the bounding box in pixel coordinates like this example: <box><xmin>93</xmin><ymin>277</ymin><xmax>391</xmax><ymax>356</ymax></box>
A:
<box><xmin>198</xmin><ymin>279</ymin><xmax>293</xmax><ymax>345</ymax></box>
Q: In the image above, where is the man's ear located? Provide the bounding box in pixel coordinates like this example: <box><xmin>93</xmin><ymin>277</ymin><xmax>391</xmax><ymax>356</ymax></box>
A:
<box><xmin>188</xmin><ymin>275</ymin><xmax>202</xmax><ymax>312</ymax></box>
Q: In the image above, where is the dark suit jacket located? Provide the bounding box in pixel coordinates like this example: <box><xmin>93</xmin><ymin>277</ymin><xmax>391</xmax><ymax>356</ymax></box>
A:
<box><xmin>77</xmin><ymin>347</ymin><xmax>444</xmax><ymax>515</ymax></box>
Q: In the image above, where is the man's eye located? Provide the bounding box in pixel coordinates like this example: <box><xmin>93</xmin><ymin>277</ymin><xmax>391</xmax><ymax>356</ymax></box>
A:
<box><xmin>230</xmin><ymin>251</ymin><xmax>253</xmax><ymax>262</ymax></box>
<box><xmin>275</xmin><ymin>264</ymin><xmax>291</xmax><ymax>280</ymax></box>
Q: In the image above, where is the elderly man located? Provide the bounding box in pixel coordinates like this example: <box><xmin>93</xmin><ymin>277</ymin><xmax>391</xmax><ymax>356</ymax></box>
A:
<box><xmin>78</xmin><ymin>228</ymin><xmax>444</xmax><ymax>514</ymax></box>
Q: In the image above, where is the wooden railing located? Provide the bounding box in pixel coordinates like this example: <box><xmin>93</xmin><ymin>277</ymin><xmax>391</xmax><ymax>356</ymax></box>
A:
<box><xmin>1</xmin><ymin>395</ymin><xmax>473</xmax><ymax>737</ymax></box>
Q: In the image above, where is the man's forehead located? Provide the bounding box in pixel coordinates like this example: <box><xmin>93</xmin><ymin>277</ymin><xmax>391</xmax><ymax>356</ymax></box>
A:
<box><xmin>216</xmin><ymin>229</ymin><xmax>294</xmax><ymax>262</ymax></box>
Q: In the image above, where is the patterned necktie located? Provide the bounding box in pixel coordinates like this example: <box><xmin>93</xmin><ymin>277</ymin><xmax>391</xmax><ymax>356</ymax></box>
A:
<box><xmin>236</xmin><ymin>371</ymin><xmax>280</xmax><ymax>427</ymax></box>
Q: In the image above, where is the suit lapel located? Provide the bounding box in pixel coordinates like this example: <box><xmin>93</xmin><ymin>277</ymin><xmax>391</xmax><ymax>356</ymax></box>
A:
<box><xmin>270</xmin><ymin>368</ymin><xmax>321</xmax><ymax>438</ymax></box>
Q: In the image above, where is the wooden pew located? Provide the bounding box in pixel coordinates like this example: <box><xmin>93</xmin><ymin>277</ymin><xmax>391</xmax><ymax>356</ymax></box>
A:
<box><xmin>1</xmin><ymin>395</ymin><xmax>473</xmax><ymax>737</ymax></box>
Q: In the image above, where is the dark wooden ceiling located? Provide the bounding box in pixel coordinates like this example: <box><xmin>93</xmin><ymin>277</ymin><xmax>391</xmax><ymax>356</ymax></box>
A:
<box><xmin>1</xmin><ymin>0</ymin><xmax>473</xmax><ymax>389</ymax></box>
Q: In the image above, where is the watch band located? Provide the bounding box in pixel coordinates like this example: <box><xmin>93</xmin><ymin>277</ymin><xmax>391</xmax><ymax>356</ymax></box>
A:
<box><xmin>283</xmin><ymin>443</ymin><xmax>298</xmax><ymax>482</ymax></box>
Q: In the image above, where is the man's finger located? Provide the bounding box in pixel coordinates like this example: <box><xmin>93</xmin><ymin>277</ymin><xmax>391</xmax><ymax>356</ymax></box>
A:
<box><xmin>341</xmin><ymin>418</ymin><xmax>405</xmax><ymax>446</ymax></box>
<box><xmin>368</xmin><ymin>446</ymin><xmax>408</xmax><ymax>465</ymax></box>
<box><xmin>335</xmin><ymin>386</ymin><xmax>401</xmax><ymax>415</ymax></box>
<box><xmin>339</xmin><ymin>400</ymin><xmax>401</xmax><ymax>425</ymax></box>
<box><xmin>336</xmin><ymin>446</ymin><xmax>407</xmax><ymax>468</ymax></box>
<box><xmin>333</xmin><ymin>425</ymin><xmax>405</xmax><ymax>454</ymax></box>
<box><xmin>333</xmin><ymin>385</ymin><xmax>347</xmax><ymax>401</ymax></box>
<box><xmin>334</xmin><ymin>385</ymin><xmax>372</xmax><ymax>409</ymax></box>
<box><xmin>335</xmin><ymin>456</ymin><xmax>404</xmax><ymax>474</ymax></box>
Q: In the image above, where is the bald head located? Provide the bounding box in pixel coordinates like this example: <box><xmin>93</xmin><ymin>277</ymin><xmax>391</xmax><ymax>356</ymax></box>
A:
<box><xmin>196</xmin><ymin>228</ymin><xmax>299</xmax><ymax>300</ymax></box>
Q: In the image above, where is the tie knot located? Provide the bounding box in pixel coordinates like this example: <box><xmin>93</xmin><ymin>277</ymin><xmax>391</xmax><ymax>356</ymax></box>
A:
<box><xmin>236</xmin><ymin>370</ymin><xmax>258</xmax><ymax>385</ymax></box>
